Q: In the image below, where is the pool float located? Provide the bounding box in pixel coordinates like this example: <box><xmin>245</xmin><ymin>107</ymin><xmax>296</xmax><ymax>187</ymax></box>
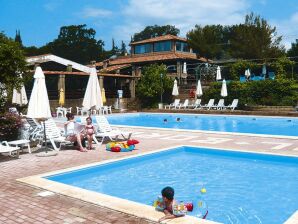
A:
<box><xmin>106</xmin><ymin>139</ymin><xmax>139</xmax><ymax>152</ymax></box>
<box><xmin>153</xmin><ymin>197</ymin><xmax>193</xmax><ymax>214</ymax></box>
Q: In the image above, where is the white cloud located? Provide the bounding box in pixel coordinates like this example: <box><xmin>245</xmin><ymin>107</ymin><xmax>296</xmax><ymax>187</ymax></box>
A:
<box><xmin>44</xmin><ymin>2</ymin><xmax>59</xmax><ymax>12</ymax></box>
<box><xmin>114</xmin><ymin>0</ymin><xmax>248</xmax><ymax>42</ymax></box>
<box><xmin>80</xmin><ymin>7</ymin><xmax>112</xmax><ymax>18</ymax></box>
<box><xmin>274</xmin><ymin>12</ymin><xmax>298</xmax><ymax>49</ymax></box>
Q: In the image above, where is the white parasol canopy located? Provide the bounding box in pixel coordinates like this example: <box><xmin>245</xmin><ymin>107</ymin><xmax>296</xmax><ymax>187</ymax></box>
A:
<box><xmin>220</xmin><ymin>79</ymin><xmax>228</xmax><ymax>97</ymax></box>
<box><xmin>196</xmin><ymin>80</ymin><xmax>203</xmax><ymax>97</ymax></box>
<box><xmin>172</xmin><ymin>79</ymin><xmax>179</xmax><ymax>96</ymax></box>
<box><xmin>27</xmin><ymin>66</ymin><xmax>52</xmax><ymax>118</ymax></box>
<box><xmin>216</xmin><ymin>66</ymin><xmax>222</xmax><ymax>80</ymax></box>
<box><xmin>12</xmin><ymin>74</ymin><xmax>28</xmax><ymax>106</ymax></box>
<box><xmin>245</xmin><ymin>69</ymin><xmax>251</xmax><ymax>79</ymax></box>
<box><xmin>262</xmin><ymin>64</ymin><xmax>267</xmax><ymax>75</ymax></box>
<box><xmin>82</xmin><ymin>67</ymin><xmax>103</xmax><ymax>109</ymax></box>
<box><xmin>183</xmin><ymin>62</ymin><xmax>187</xmax><ymax>74</ymax></box>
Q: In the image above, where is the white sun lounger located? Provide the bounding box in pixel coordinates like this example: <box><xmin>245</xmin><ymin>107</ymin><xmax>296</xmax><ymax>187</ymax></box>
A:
<box><xmin>177</xmin><ymin>99</ymin><xmax>189</xmax><ymax>109</ymax></box>
<box><xmin>42</xmin><ymin>118</ymin><xmax>73</xmax><ymax>151</ymax></box>
<box><xmin>201</xmin><ymin>99</ymin><xmax>215</xmax><ymax>110</ymax></box>
<box><xmin>94</xmin><ymin>116</ymin><xmax>132</xmax><ymax>146</ymax></box>
<box><xmin>223</xmin><ymin>99</ymin><xmax>239</xmax><ymax>111</ymax></box>
<box><xmin>164</xmin><ymin>99</ymin><xmax>180</xmax><ymax>109</ymax></box>
<box><xmin>190</xmin><ymin>99</ymin><xmax>202</xmax><ymax>109</ymax></box>
<box><xmin>212</xmin><ymin>99</ymin><xmax>225</xmax><ymax>110</ymax></box>
<box><xmin>0</xmin><ymin>141</ymin><xmax>20</xmax><ymax>158</ymax></box>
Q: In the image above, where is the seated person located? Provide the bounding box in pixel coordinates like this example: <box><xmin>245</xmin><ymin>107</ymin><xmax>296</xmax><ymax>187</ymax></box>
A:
<box><xmin>85</xmin><ymin>116</ymin><xmax>95</xmax><ymax>150</ymax></box>
<box><xmin>158</xmin><ymin>186</ymin><xmax>184</xmax><ymax>223</ymax></box>
<box><xmin>64</xmin><ymin>113</ymin><xmax>87</xmax><ymax>152</ymax></box>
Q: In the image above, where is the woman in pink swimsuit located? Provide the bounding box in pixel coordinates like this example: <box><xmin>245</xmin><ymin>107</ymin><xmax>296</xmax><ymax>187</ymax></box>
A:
<box><xmin>85</xmin><ymin>117</ymin><xmax>95</xmax><ymax>150</ymax></box>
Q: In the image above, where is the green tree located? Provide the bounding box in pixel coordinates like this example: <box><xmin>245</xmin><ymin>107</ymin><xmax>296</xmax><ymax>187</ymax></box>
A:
<box><xmin>271</xmin><ymin>56</ymin><xmax>295</xmax><ymax>80</ymax></box>
<box><xmin>187</xmin><ymin>25</ymin><xmax>227</xmax><ymax>59</ymax></box>
<box><xmin>132</xmin><ymin>25</ymin><xmax>180</xmax><ymax>42</ymax></box>
<box><xmin>229</xmin><ymin>13</ymin><xmax>285</xmax><ymax>59</ymax></box>
<box><xmin>45</xmin><ymin>24</ymin><xmax>105</xmax><ymax>64</ymax></box>
<box><xmin>0</xmin><ymin>32</ymin><xmax>28</xmax><ymax>110</ymax></box>
<box><xmin>136</xmin><ymin>64</ymin><xmax>173</xmax><ymax>108</ymax></box>
<box><xmin>287</xmin><ymin>39</ymin><xmax>298</xmax><ymax>58</ymax></box>
<box><xmin>14</xmin><ymin>30</ymin><xmax>23</xmax><ymax>47</ymax></box>
<box><xmin>121</xmin><ymin>40</ymin><xmax>127</xmax><ymax>56</ymax></box>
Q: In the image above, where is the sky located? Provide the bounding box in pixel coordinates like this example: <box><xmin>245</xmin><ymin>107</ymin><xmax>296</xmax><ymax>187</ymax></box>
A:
<box><xmin>0</xmin><ymin>0</ymin><xmax>298</xmax><ymax>50</ymax></box>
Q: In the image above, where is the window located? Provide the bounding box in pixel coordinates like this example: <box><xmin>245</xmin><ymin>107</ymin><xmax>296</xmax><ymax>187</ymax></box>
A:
<box><xmin>154</xmin><ymin>41</ymin><xmax>172</xmax><ymax>52</ymax></box>
<box><xmin>176</xmin><ymin>41</ymin><xmax>189</xmax><ymax>52</ymax></box>
<box><xmin>134</xmin><ymin>44</ymin><xmax>152</xmax><ymax>54</ymax></box>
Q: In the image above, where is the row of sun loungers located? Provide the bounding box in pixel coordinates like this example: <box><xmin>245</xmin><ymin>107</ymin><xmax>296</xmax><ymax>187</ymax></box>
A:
<box><xmin>164</xmin><ymin>99</ymin><xmax>238</xmax><ymax>111</ymax></box>
<box><xmin>0</xmin><ymin>116</ymin><xmax>132</xmax><ymax>158</ymax></box>
<box><xmin>25</xmin><ymin>116</ymin><xmax>132</xmax><ymax>151</ymax></box>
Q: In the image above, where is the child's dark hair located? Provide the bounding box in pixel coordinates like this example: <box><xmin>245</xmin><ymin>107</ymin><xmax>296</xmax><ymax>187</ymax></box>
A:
<box><xmin>86</xmin><ymin>116</ymin><xmax>92</xmax><ymax>122</ymax></box>
<box><xmin>161</xmin><ymin>186</ymin><xmax>174</xmax><ymax>200</ymax></box>
<box><xmin>66</xmin><ymin>113</ymin><xmax>74</xmax><ymax>121</ymax></box>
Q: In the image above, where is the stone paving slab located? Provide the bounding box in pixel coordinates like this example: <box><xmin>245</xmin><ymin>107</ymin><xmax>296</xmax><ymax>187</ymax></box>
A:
<box><xmin>1</xmin><ymin>125</ymin><xmax>298</xmax><ymax>224</ymax></box>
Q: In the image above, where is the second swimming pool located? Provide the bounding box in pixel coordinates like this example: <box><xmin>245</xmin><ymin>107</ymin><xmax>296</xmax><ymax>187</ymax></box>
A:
<box><xmin>46</xmin><ymin>146</ymin><xmax>298</xmax><ymax>224</ymax></box>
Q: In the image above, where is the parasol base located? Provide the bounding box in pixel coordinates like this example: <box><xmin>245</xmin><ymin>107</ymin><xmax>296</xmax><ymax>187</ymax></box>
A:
<box><xmin>36</xmin><ymin>148</ymin><xmax>58</xmax><ymax>157</ymax></box>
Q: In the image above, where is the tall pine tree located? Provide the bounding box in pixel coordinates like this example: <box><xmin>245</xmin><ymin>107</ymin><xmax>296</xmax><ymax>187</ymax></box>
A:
<box><xmin>14</xmin><ymin>30</ymin><xmax>23</xmax><ymax>47</ymax></box>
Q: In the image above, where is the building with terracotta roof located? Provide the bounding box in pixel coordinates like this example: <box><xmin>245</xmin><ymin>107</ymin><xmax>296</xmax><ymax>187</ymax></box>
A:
<box><xmin>96</xmin><ymin>34</ymin><xmax>207</xmax><ymax>98</ymax></box>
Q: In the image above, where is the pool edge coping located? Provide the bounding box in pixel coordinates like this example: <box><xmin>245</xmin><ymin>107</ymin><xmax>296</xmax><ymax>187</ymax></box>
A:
<box><xmin>17</xmin><ymin>145</ymin><xmax>298</xmax><ymax>224</ymax></box>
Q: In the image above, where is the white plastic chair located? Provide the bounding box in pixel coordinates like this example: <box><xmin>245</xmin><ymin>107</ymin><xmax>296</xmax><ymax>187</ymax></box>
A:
<box><xmin>76</xmin><ymin>107</ymin><xmax>89</xmax><ymax>116</ymax></box>
<box><xmin>56</xmin><ymin>107</ymin><xmax>65</xmax><ymax>117</ymax></box>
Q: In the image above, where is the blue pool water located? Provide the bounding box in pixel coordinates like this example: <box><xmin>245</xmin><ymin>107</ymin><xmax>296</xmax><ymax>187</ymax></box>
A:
<box><xmin>47</xmin><ymin>147</ymin><xmax>298</xmax><ymax>224</ymax></box>
<box><xmin>106</xmin><ymin>113</ymin><xmax>298</xmax><ymax>137</ymax></box>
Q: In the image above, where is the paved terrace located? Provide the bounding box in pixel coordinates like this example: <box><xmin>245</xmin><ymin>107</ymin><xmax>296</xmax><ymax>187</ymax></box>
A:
<box><xmin>1</xmin><ymin>123</ymin><xmax>298</xmax><ymax>224</ymax></box>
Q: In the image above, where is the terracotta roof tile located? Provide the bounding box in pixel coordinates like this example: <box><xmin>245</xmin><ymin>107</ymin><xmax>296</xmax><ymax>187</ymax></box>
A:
<box><xmin>100</xmin><ymin>64</ymin><xmax>131</xmax><ymax>72</ymax></box>
<box><xmin>130</xmin><ymin>35</ymin><xmax>187</xmax><ymax>45</ymax></box>
<box><xmin>105</xmin><ymin>52</ymin><xmax>206</xmax><ymax>65</ymax></box>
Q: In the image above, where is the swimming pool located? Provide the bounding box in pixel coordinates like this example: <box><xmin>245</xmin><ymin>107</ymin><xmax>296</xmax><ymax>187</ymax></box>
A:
<box><xmin>46</xmin><ymin>146</ymin><xmax>298</xmax><ymax>224</ymax></box>
<box><xmin>106</xmin><ymin>113</ymin><xmax>298</xmax><ymax>137</ymax></box>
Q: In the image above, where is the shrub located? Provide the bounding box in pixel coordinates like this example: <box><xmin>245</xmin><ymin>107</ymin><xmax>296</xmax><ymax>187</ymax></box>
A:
<box><xmin>203</xmin><ymin>79</ymin><xmax>298</xmax><ymax>108</ymax></box>
<box><xmin>0</xmin><ymin>113</ymin><xmax>24</xmax><ymax>141</ymax></box>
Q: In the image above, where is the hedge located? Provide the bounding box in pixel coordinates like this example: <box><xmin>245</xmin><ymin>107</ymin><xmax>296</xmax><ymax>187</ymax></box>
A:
<box><xmin>203</xmin><ymin>79</ymin><xmax>298</xmax><ymax>108</ymax></box>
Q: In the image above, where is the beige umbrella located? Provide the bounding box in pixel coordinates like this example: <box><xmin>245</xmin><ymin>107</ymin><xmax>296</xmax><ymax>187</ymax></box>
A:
<box><xmin>101</xmin><ymin>88</ymin><xmax>106</xmax><ymax>105</ymax></box>
<box><xmin>58</xmin><ymin>88</ymin><xmax>65</xmax><ymax>107</ymax></box>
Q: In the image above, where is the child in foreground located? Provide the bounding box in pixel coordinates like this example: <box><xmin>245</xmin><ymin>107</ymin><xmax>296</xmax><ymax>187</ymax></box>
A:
<box><xmin>157</xmin><ymin>186</ymin><xmax>183</xmax><ymax>223</ymax></box>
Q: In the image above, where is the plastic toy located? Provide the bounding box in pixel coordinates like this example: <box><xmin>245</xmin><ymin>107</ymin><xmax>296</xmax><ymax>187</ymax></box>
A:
<box><xmin>153</xmin><ymin>196</ymin><xmax>165</xmax><ymax>211</ymax></box>
<box><xmin>173</xmin><ymin>201</ymin><xmax>188</xmax><ymax>216</ymax></box>
<box><xmin>106</xmin><ymin>139</ymin><xmax>139</xmax><ymax>152</ymax></box>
